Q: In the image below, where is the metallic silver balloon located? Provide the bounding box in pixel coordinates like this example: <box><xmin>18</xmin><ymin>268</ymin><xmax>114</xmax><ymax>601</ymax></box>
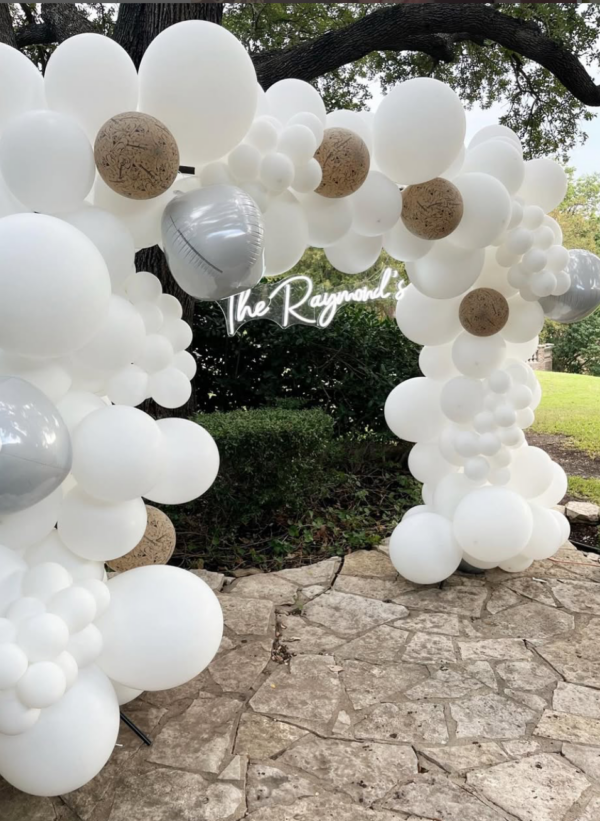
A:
<box><xmin>161</xmin><ymin>185</ymin><xmax>264</xmax><ymax>301</ymax></box>
<box><xmin>540</xmin><ymin>249</ymin><xmax>600</xmax><ymax>324</ymax></box>
<box><xmin>0</xmin><ymin>376</ymin><xmax>72</xmax><ymax>514</ymax></box>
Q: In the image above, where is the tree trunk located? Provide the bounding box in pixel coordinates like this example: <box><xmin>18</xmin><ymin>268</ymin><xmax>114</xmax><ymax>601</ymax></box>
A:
<box><xmin>0</xmin><ymin>4</ymin><xmax>16</xmax><ymax>47</ymax></box>
<box><xmin>113</xmin><ymin>4</ymin><xmax>224</xmax><ymax>418</ymax></box>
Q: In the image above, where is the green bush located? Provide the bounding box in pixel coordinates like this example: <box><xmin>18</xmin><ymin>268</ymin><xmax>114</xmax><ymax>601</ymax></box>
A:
<box><xmin>170</xmin><ymin>407</ymin><xmax>336</xmax><ymax>543</ymax></box>
<box><xmin>541</xmin><ymin>314</ymin><xmax>600</xmax><ymax>375</ymax></box>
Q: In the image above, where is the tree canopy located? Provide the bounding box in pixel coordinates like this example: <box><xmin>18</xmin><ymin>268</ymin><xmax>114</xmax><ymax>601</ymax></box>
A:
<box><xmin>2</xmin><ymin>3</ymin><xmax>600</xmax><ymax>159</ymax></box>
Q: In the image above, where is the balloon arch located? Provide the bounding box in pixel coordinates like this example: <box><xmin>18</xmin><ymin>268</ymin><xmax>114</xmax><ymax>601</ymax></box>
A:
<box><xmin>0</xmin><ymin>21</ymin><xmax>597</xmax><ymax>796</ymax></box>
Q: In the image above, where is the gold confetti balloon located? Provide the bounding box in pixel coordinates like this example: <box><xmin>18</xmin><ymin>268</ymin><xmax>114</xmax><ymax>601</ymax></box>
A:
<box><xmin>459</xmin><ymin>287</ymin><xmax>510</xmax><ymax>337</ymax></box>
<box><xmin>94</xmin><ymin>111</ymin><xmax>179</xmax><ymax>200</ymax></box>
<box><xmin>108</xmin><ymin>505</ymin><xmax>176</xmax><ymax>572</ymax></box>
<box><xmin>314</xmin><ymin>127</ymin><xmax>370</xmax><ymax>198</ymax></box>
<box><xmin>401</xmin><ymin>177</ymin><xmax>463</xmax><ymax>240</ymax></box>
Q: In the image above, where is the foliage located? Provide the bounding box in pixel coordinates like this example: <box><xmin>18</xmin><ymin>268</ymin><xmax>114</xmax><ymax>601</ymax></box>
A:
<box><xmin>542</xmin><ymin>314</ymin><xmax>600</xmax><ymax>378</ymax></box>
<box><xmin>532</xmin><ymin>371</ymin><xmax>600</xmax><ymax>456</ymax></box>
<box><xmin>193</xmin><ymin>295</ymin><xmax>419</xmax><ymax>435</ymax></box>
<box><xmin>568</xmin><ymin>476</ymin><xmax>600</xmax><ymax>508</ymax></box>
<box><xmin>167</xmin><ymin>411</ymin><xmax>419</xmax><ymax>572</ymax></box>
<box><xmin>9</xmin><ymin>3</ymin><xmax>600</xmax><ymax>156</ymax></box>
<box><xmin>551</xmin><ymin>167</ymin><xmax>600</xmax><ymax>253</ymax></box>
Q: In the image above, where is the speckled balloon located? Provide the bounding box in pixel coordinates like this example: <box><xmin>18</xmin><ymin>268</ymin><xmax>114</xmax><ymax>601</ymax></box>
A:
<box><xmin>108</xmin><ymin>505</ymin><xmax>176</xmax><ymax>571</ymax></box>
<box><xmin>314</xmin><ymin>127</ymin><xmax>370</xmax><ymax>198</ymax></box>
<box><xmin>401</xmin><ymin>177</ymin><xmax>463</xmax><ymax>240</ymax></box>
<box><xmin>459</xmin><ymin>288</ymin><xmax>509</xmax><ymax>337</ymax></box>
<box><xmin>94</xmin><ymin>112</ymin><xmax>179</xmax><ymax>200</ymax></box>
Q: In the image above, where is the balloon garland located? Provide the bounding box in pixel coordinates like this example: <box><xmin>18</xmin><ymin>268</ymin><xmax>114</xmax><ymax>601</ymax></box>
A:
<box><xmin>0</xmin><ymin>20</ymin><xmax>594</xmax><ymax>796</ymax></box>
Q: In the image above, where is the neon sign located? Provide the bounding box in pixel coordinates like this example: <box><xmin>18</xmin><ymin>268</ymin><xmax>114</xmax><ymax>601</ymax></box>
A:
<box><xmin>218</xmin><ymin>267</ymin><xmax>406</xmax><ymax>336</ymax></box>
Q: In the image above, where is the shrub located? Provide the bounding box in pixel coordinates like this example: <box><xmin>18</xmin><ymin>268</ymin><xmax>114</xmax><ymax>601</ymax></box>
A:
<box><xmin>192</xmin><ymin>301</ymin><xmax>420</xmax><ymax>434</ymax></box>
<box><xmin>541</xmin><ymin>314</ymin><xmax>600</xmax><ymax>375</ymax></box>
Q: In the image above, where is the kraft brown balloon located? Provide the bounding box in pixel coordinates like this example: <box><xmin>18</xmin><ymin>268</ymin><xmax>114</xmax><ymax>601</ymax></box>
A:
<box><xmin>459</xmin><ymin>288</ymin><xmax>509</xmax><ymax>337</ymax></box>
<box><xmin>314</xmin><ymin>127</ymin><xmax>370</xmax><ymax>198</ymax></box>
<box><xmin>108</xmin><ymin>505</ymin><xmax>176</xmax><ymax>571</ymax></box>
<box><xmin>94</xmin><ymin>112</ymin><xmax>179</xmax><ymax>200</ymax></box>
<box><xmin>401</xmin><ymin>177</ymin><xmax>463</xmax><ymax>240</ymax></box>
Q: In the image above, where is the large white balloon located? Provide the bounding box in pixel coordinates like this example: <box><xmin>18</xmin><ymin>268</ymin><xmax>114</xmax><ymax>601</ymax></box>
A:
<box><xmin>383</xmin><ymin>216</ymin><xmax>433</xmax><ymax>262</ymax></box>
<box><xmin>448</xmin><ymin>173</ymin><xmax>512</xmax><ymax>250</ymax></box>
<box><xmin>532</xmin><ymin>462</ymin><xmax>567</xmax><ymax>507</ymax></box>
<box><xmin>44</xmin><ymin>34</ymin><xmax>138</xmax><ymax>141</ymax></box>
<box><xmin>508</xmin><ymin>446</ymin><xmax>553</xmax><ymax>498</ymax></box>
<box><xmin>408</xmin><ymin>443</ymin><xmax>456</xmax><ymax>485</ymax></box>
<box><xmin>0</xmin><ymin>214</ymin><xmax>111</xmax><ymax>358</ymax></box>
<box><xmin>58</xmin><ymin>487</ymin><xmax>148</xmax><ymax>562</ymax></box>
<box><xmin>71</xmin><ymin>406</ymin><xmax>165</xmax><ymax>503</ymax></box>
<box><xmin>266</xmin><ymin>79</ymin><xmax>326</xmax><ymax>126</ymax></box>
<box><xmin>96</xmin><ymin>566</ymin><xmax>223</xmax><ymax>690</ymax></box>
<box><xmin>93</xmin><ymin>177</ymin><xmax>176</xmax><ymax>251</ymax></box>
<box><xmin>325</xmin><ymin>230</ymin><xmax>382</xmax><ymax>275</ymax></box>
<box><xmin>263</xmin><ymin>191</ymin><xmax>308</xmax><ymax>276</ymax></box>
<box><xmin>374</xmin><ymin>78</ymin><xmax>465</xmax><ymax>184</ymax></box>
<box><xmin>462</xmin><ymin>140</ymin><xmax>524</xmax><ymax>195</ymax></box>
<box><xmin>441</xmin><ymin>377</ymin><xmax>484</xmax><ymax>423</ymax></box>
<box><xmin>0</xmin><ymin>666</ymin><xmax>119</xmax><ymax>797</ymax></box>
<box><xmin>502</xmin><ymin>296</ymin><xmax>545</xmax><ymax>343</ymax></box>
<box><xmin>350</xmin><ymin>171</ymin><xmax>402</xmax><ymax>237</ymax></box>
<box><xmin>61</xmin><ymin>207</ymin><xmax>135</xmax><ymax>290</ymax></box>
<box><xmin>395</xmin><ymin>286</ymin><xmax>462</xmax><ymax>346</ymax></box>
<box><xmin>0</xmin><ymin>488</ymin><xmax>62</xmax><ymax>552</ymax></box>
<box><xmin>0</xmin><ymin>44</ymin><xmax>45</xmax><ymax>130</ymax></box>
<box><xmin>26</xmin><ymin>531</ymin><xmax>104</xmax><ymax>583</ymax></box>
<box><xmin>0</xmin><ymin>111</ymin><xmax>95</xmax><ymax>215</ymax></box>
<box><xmin>406</xmin><ymin>241</ymin><xmax>484</xmax><ymax>299</ymax></box>
<box><xmin>71</xmin><ymin>295</ymin><xmax>146</xmax><ymax>374</ymax></box>
<box><xmin>390</xmin><ymin>513</ymin><xmax>462</xmax><ymax>584</ymax></box>
<box><xmin>453</xmin><ymin>487</ymin><xmax>533</xmax><ymax>562</ymax></box>
<box><xmin>139</xmin><ymin>21</ymin><xmax>257</xmax><ymax>165</ymax></box>
<box><xmin>144</xmin><ymin>419</ymin><xmax>219</xmax><ymax>505</ymax></box>
<box><xmin>384</xmin><ymin>378</ymin><xmax>444</xmax><ymax>443</ymax></box>
<box><xmin>518</xmin><ymin>159</ymin><xmax>568</xmax><ymax>213</ymax></box>
<box><xmin>452</xmin><ymin>332</ymin><xmax>506</xmax><ymax>379</ymax></box>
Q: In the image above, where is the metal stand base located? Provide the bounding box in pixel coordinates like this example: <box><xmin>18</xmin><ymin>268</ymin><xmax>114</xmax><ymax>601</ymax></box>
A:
<box><xmin>120</xmin><ymin>711</ymin><xmax>152</xmax><ymax>746</ymax></box>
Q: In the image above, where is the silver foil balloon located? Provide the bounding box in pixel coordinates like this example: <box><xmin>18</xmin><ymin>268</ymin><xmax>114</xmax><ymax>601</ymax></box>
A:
<box><xmin>0</xmin><ymin>376</ymin><xmax>72</xmax><ymax>514</ymax></box>
<box><xmin>161</xmin><ymin>185</ymin><xmax>264</xmax><ymax>301</ymax></box>
<box><xmin>540</xmin><ymin>249</ymin><xmax>600</xmax><ymax>324</ymax></box>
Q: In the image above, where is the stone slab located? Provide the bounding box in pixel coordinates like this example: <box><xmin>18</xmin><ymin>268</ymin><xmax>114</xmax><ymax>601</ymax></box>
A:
<box><xmin>535</xmin><ymin>710</ymin><xmax>600</xmax><ymax>745</ymax></box>
<box><xmin>303</xmin><ymin>590</ymin><xmax>407</xmax><ymax>637</ymax></box>
<box><xmin>275</xmin><ymin>558</ymin><xmax>341</xmax><ymax>588</ymax></box>
<box><xmin>450</xmin><ymin>693</ymin><xmax>536</xmax><ymax>740</ymax></box>
<box><xmin>340</xmin><ymin>549</ymin><xmax>397</xmax><ymax>579</ymax></box>
<box><xmin>354</xmin><ymin>702</ymin><xmax>449</xmax><ymax>745</ymax></box>
<box><xmin>218</xmin><ymin>595</ymin><xmax>275</xmax><ymax>637</ymax></box>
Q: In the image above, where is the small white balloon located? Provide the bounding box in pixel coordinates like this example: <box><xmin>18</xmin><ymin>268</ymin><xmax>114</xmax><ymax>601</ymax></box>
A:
<box><xmin>389</xmin><ymin>513</ymin><xmax>462</xmax><ymax>584</ymax></box>
<box><xmin>407</xmin><ymin>241</ymin><xmax>484</xmax><ymax>299</ymax></box>
<box><xmin>266</xmin><ymin>79</ymin><xmax>326</xmax><ymax>126</ymax></box>
<box><xmin>440</xmin><ymin>377</ymin><xmax>484</xmax><ymax>423</ymax></box>
<box><xmin>448</xmin><ymin>173</ymin><xmax>511</xmax><ymax>250</ymax></box>
<box><xmin>395</xmin><ymin>286</ymin><xmax>462</xmax><ymax>346</ymax></box>
<box><xmin>301</xmin><ymin>193</ymin><xmax>352</xmax><ymax>248</ymax></box>
<box><xmin>452</xmin><ymin>332</ymin><xmax>506</xmax><ymax>379</ymax></box>
<box><xmin>519</xmin><ymin>158</ymin><xmax>567</xmax><ymax>213</ymax></box>
<box><xmin>325</xmin><ymin>230</ymin><xmax>382</xmax><ymax>275</ymax></box>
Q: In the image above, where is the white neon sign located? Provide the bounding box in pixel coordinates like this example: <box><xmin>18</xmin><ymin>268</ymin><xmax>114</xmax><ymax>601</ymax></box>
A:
<box><xmin>218</xmin><ymin>267</ymin><xmax>406</xmax><ymax>335</ymax></box>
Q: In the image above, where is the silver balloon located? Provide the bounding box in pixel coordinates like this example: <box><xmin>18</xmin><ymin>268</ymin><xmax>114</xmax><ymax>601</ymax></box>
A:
<box><xmin>540</xmin><ymin>249</ymin><xmax>600</xmax><ymax>324</ymax></box>
<box><xmin>161</xmin><ymin>185</ymin><xmax>264</xmax><ymax>301</ymax></box>
<box><xmin>0</xmin><ymin>376</ymin><xmax>72</xmax><ymax>514</ymax></box>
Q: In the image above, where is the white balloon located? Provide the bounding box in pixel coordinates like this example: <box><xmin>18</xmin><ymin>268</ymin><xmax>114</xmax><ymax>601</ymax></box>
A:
<box><xmin>245</xmin><ymin>117</ymin><xmax>280</xmax><ymax>153</ymax></box>
<box><xmin>452</xmin><ymin>332</ymin><xmax>506</xmax><ymax>379</ymax></box>
<box><xmin>389</xmin><ymin>513</ymin><xmax>462</xmax><ymax>584</ymax></box>
<box><xmin>67</xmin><ymin>625</ymin><xmax>103</xmax><ymax>669</ymax></box>
<box><xmin>48</xmin><ymin>586</ymin><xmax>97</xmax><ymax>633</ymax></box>
<box><xmin>433</xmin><ymin>473</ymin><xmax>478</xmax><ymax>519</ymax></box>
<box><xmin>301</xmin><ymin>193</ymin><xmax>352</xmax><ymax>248</ymax></box>
<box><xmin>395</xmin><ymin>286</ymin><xmax>462</xmax><ymax>346</ymax></box>
<box><xmin>0</xmin><ymin>644</ymin><xmax>28</xmax><ymax>689</ymax></box>
<box><xmin>173</xmin><ymin>350</ymin><xmax>197</xmax><ymax>380</ymax></box>
<box><xmin>499</xmin><ymin>554</ymin><xmax>533</xmax><ymax>573</ymax></box>
<box><xmin>228</xmin><ymin>143</ymin><xmax>261</xmax><ymax>182</ymax></box>
<box><xmin>93</xmin><ymin>177</ymin><xmax>175</xmax><ymax>251</ymax></box>
<box><xmin>106</xmin><ymin>365</ymin><xmax>149</xmax><ymax>408</ymax></box>
<box><xmin>0</xmin><ymin>488</ymin><xmax>62</xmax><ymax>552</ymax></box>
<box><xmin>61</xmin><ymin>207</ymin><xmax>135</xmax><ymax>289</ymax></box>
<box><xmin>26</xmin><ymin>531</ymin><xmax>104</xmax><ymax>583</ymax></box>
<box><xmin>0</xmin><ymin>44</ymin><xmax>45</xmax><ymax>130</ymax></box>
<box><xmin>160</xmin><ymin>318</ymin><xmax>193</xmax><ymax>353</ymax></box>
<box><xmin>149</xmin><ymin>367</ymin><xmax>192</xmax><ymax>409</ymax></box>
<box><xmin>419</xmin><ymin>344</ymin><xmax>459</xmax><ymax>381</ymax></box>
<box><xmin>17</xmin><ymin>662</ymin><xmax>67</xmax><ymax>709</ymax></box>
<box><xmin>326</xmin><ymin>109</ymin><xmax>372</xmax><ymax>151</ymax></box>
<box><xmin>72</xmin><ymin>295</ymin><xmax>146</xmax><ymax>374</ymax></box>
<box><xmin>0</xmin><ymin>111</ymin><xmax>94</xmax><ymax>214</ymax></box>
<box><xmin>408</xmin><ymin>443</ymin><xmax>456</xmax><ymax>485</ymax></box>
<box><xmin>96</xmin><ymin>566</ymin><xmax>223</xmax><ymax>690</ymax></box>
<box><xmin>291</xmin><ymin>159</ymin><xmax>322</xmax><ymax>194</ymax></box>
<box><xmin>55</xmin><ymin>651</ymin><xmax>79</xmax><ymax>691</ymax></box>
<box><xmin>0</xmin><ymin>692</ymin><xmax>40</xmax><ymax>736</ymax></box>
<box><xmin>453</xmin><ymin>487</ymin><xmax>533</xmax><ymax>562</ymax></box>
<box><xmin>462</xmin><ymin>139</ymin><xmax>524</xmax><ymax>195</ymax></box>
<box><xmin>289</xmin><ymin>112</ymin><xmax>325</xmax><ymax>145</ymax></box>
<box><xmin>111</xmin><ymin>680</ymin><xmax>142</xmax><ymax>706</ymax></box>
<box><xmin>440</xmin><ymin>377</ymin><xmax>484</xmax><ymax>423</ymax></box>
<box><xmin>504</xmin><ymin>228</ymin><xmax>533</xmax><ymax>256</ymax></box>
<box><xmin>135</xmin><ymin>334</ymin><xmax>174</xmax><ymax>374</ymax></box>
<box><xmin>502</xmin><ymin>296</ymin><xmax>545</xmax><ymax>343</ymax></box>
<box><xmin>158</xmin><ymin>293</ymin><xmax>183</xmax><ymax>320</ymax></box>
<box><xmin>383</xmin><ymin>216</ymin><xmax>433</xmax><ymax>262</ymax></box>
<box><xmin>139</xmin><ymin>21</ymin><xmax>257</xmax><ymax>165</ymax></box>
<box><xmin>263</xmin><ymin>192</ymin><xmax>308</xmax><ymax>276</ymax></box>
<box><xmin>551</xmin><ymin>508</ymin><xmax>571</xmax><ymax>545</ymax></box>
<box><xmin>277</xmin><ymin>124</ymin><xmax>317</xmax><ymax>165</ymax></box>
<box><xmin>464</xmin><ymin>456</ymin><xmax>490</xmax><ymax>483</ymax></box>
<box><xmin>494</xmin><ymin>403</ymin><xmax>517</xmax><ymax>428</ymax></box>
<box><xmin>45</xmin><ymin>34</ymin><xmax>138</xmax><ymax>141</ymax></box>
<box><xmin>0</xmin><ymin>214</ymin><xmax>111</xmax><ymax>358</ymax></box>
<box><xmin>374</xmin><ymin>78</ymin><xmax>465</xmax><ymax>184</ymax></box>
<box><xmin>509</xmin><ymin>446</ymin><xmax>553</xmax><ymax>498</ymax></box>
<box><xmin>0</xmin><ymin>666</ymin><xmax>119</xmax><ymax>796</ymax></box>
<box><xmin>325</xmin><ymin>229</ymin><xmax>382</xmax><ymax>275</ymax></box>
<box><xmin>266</xmin><ymin>79</ymin><xmax>326</xmax><ymax>126</ymax></box>
<box><xmin>135</xmin><ymin>300</ymin><xmax>163</xmax><ymax>333</ymax></box>
<box><xmin>144</xmin><ymin>418</ymin><xmax>219</xmax><ymax>505</ymax></box>
<box><xmin>71</xmin><ymin>406</ymin><xmax>164</xmax><ymax>503</ymax></box>
<box><xmin>448</xmin><ymin>173</ymin><xmax>511</xmax><ymax>249</ymax></box>
<box><xmin>58</xmin><ymin>487</ymin><xmax>147</xmax><ymax>562</ymax></box>
<box><xmin>350</xmin><ymin>171</ymin><xmax>402</xmax><ymax>237</ymax></box>
<box><xmin>199</xmin><ymin>161</ymin><xmax>234</xmax><ymax>187</ymax></box>
<box><xmin>521</xmin><ymin>504</ymin><xmax>563</xmax><ymax>560</ymax></box>
<box><xmin>474</xmin><ymin>248</ymin><xmax>518</xmax><ymax>298</ymax></box>
<box><xmin>469</xmin><ymin>125</ymin><xmax>522</xmax><ymax>152</ymax></box>
<box><xmin>259</xmin><ymin>152</ymin><xmax>295</xmax><ymax>194</ymax></box>
<box><xmin>546</xmin><ymin>244</ymin><xmax>570</xmax><ymax>274</ymax></box>
<box><xmin>17</xmin><ymin>612</ymin><xmax>69</xmax><ymax>662</ymax></box>
<box><xmin>406</xmin><ymin>241</ymin><xmax>484</xmax><ymax>299</ymax></box>
<box><xmin>519</xmin><ymin>158</ymin><xmax>568</xmax><ymax>213</ymax></box>
<box><xmin>385</xmin><ymin>378</ymin><xmax>444</xmax><ymax>443</ymax></box>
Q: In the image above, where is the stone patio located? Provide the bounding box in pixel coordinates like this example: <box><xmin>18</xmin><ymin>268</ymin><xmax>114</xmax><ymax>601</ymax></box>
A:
<box><xmin>4</xmin><ymin>541</ymin><xmax>600</xmax><ymax>820</ymax></box>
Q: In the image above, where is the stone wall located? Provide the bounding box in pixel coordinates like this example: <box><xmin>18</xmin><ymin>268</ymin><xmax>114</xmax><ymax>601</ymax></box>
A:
<box><xmin>528</xmin><ymin>343</ymin><xmax>553</xmax><ymax>371</ymax></box>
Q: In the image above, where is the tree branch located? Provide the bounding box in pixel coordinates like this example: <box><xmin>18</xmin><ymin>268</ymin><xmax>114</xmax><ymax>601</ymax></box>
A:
<box><xmin>15</xmin><ymin>3</ymin><xmax>95</xmax><ymax>49</ymax></box>
<box><xmin>0</xmin><ymin>4</ymin><xmax>17</xmax><ymax>47</ymax></box>
<box><xmin>254</xmin><ymin>3</ymin><xmax>600</xmax><ymax>108</ymax></box>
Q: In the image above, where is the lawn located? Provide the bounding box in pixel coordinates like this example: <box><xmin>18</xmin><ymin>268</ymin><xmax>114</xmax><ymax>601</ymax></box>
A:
<box><xmin>533</xmin><ymin>371</ymin><xmax>600</xmax><ymax>504</ymax></box>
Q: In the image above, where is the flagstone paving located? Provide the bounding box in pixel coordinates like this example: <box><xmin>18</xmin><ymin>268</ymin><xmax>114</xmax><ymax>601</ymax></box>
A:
<box><xmin>4</xmin><ymin>541</ymin><xmax>600</xmax><ymax>820</ymax></box>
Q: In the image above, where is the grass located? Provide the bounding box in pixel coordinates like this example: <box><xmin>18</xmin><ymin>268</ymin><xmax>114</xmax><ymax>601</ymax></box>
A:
<box><xmin>568</xmin><ymin>476</ymin><xmax>600</xmax><ymax>506</ymax></box>
<box><xmin>533</xmin><ymin>371</ymin><xmax>600</xmax><ymax>456</ymax></box>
